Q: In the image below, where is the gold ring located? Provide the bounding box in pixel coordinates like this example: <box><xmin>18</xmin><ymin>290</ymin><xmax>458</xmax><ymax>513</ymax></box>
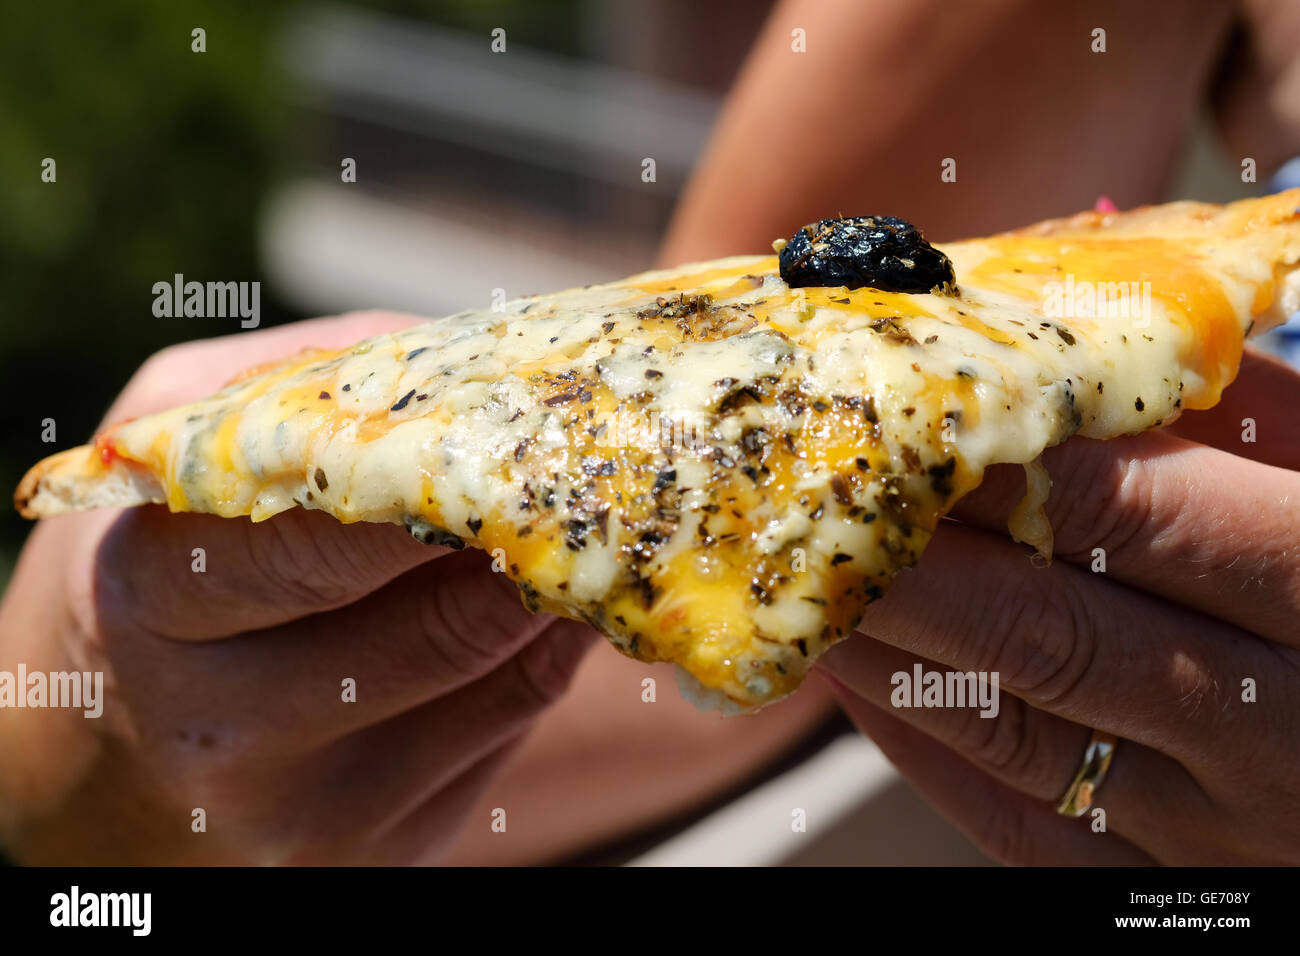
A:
<box><xmin>1056</xmin><ymin>729</ymin><xmax>1118</xmax><ymax>817</ymax></box>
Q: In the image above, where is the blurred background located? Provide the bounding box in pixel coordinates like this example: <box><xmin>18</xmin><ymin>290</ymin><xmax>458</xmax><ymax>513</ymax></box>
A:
<box><xmin>2</xmin><ymin>0</ymin><xmax>1297</xmax><ymax>866</ymax></box>
<box><xmin>0</xmin><ymin>0</ymin><xmax>774</xmax><ymax>589</ymax></box>
<box><xmin>7</xmin><ymin>0</ymin><xmax>1299</xmax><ymax>585</ymax></box>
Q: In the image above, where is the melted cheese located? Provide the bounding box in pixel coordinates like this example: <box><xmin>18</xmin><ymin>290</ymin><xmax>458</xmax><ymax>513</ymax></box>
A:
<box><xmin>21</xmin><ymin>190</ymin><xmax>1300</xmax><ymax>709</ymax></box>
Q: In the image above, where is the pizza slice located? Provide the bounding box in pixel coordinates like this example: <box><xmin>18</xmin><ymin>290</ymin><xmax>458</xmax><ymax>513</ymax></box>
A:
<box><xmin>17</xmin><ymin>190</ymin><xmax>1300</xmax><ymax>711</ymax></box>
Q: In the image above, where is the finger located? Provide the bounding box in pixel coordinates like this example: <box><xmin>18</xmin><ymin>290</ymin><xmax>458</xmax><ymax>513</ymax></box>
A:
<box><xmin>102</xmin><ymin>550</ymin><xmax>598</xmax><ymax>750</ymax></box>
<box><xmin>276</xmin><ymin>620</ymin><xmax>595</xmax><ymax>862</ymax></box>
<box><xmin>353</xmin><ymin>619</ymin><xmax>594</xmax><ymax>832</ymax></box>
<box><xmin>93</xmin><ymin>505</ymin><xmax>451</xmax><ymax>640</ymax></box>
<box><xmin>817</xmin><ymin>674</ymin><xmax>1155</xmax><ymax>865</ymax></box>
<box><xmin>816</xmin><ymin>638</ymin><xmax>1218</xmax><ymax>862</ymax></box>
<box><xmin>254</xmin><ymin>739</ymin><xmax>524</xmax><ymax>865</ymax></box>
<box><xmin>952</xmin><ymin>430</ymin><xmax>1300</xmax><ymax>645</ymax></box>
<box><xmin>1163</xmin><ymin>347</ymin><xmax>1300</xmax><ymax>470</ymax></box>
<box><xmin>841</xmin><ymin>521</ymin><xmax>1282</xmax><ymax>771</ymax></box>
<box><xmin>362</xmin><ymin>741</ymin><xmax>524</xmax><ymax>866</ymax></box>
<box><xmin>81</xmin><ymin>312</ymin><xmax>437</xmax><ymax>640</ymax></box>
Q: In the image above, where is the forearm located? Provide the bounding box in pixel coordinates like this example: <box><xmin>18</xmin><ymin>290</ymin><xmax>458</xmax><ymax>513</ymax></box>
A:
<box><xmin>660</xmin><ymin>0</ymin><xmax>1234</xmax><ymax>265</ymax></box>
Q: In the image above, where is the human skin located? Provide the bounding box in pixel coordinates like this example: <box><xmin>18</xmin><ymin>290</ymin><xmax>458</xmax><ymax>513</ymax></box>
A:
<box><xmin>816</xmin><ymin>347</ymin><xmax>1300</xmax><ymax>864</ymax></box>
<box><xmin>0</xmin><ymin>312</ymin><xmax>834</xmax><ymax>865</ymax></box>
<box><xmin>6</xmin><ymin>0</ymin><xmax>1300</xmax><ymax>867</ymax></box>
<box><xmin>658</xmin><ymin>0</ymin><xmax>1300</xmax><ymax>262</ymax></box>
<box><xmin>659</xmin><ymin>0</ymin><xmax>1300</xmax><ymax>865</ymax></box>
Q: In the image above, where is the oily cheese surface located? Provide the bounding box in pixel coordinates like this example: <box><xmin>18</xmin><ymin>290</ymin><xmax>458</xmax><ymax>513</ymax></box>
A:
<box><xmin>17</xmin><ymin>190</ymin><xmax>1300</xmax><ymax>709</ymax></box>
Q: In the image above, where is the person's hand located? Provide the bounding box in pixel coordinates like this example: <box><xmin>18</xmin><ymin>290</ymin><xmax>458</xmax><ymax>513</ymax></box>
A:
<box><xmin>816</xmin><ymin>348</ymin><xmax>1300</xmax><ymax>865</ymax></box>
<box><xmin>0</xmin><ymin>312</ymin><xmax>597</xmax><ymax>865</ymax></box>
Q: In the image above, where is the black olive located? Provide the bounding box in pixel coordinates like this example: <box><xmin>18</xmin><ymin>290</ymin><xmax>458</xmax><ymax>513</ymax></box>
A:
<box><xmin>778</xmin><ymin>216</ymin><xmax>955</xmax><ymax>294</ymax></box>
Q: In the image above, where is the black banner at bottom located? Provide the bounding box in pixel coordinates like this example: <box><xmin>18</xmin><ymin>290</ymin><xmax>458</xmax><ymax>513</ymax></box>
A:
<box><xmin>0</xmin><ymin>865</ymin><xmax>1285</xmax><ymax>942</ymax></box>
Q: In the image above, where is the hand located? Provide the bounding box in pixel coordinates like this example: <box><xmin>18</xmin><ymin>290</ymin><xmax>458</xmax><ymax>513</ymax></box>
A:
<box><xmin>0</xmin><ymin>312</ymin><xmax>597</xmax><ymax>865</ymax></box>
<box><xmin>816</xmin><ymin>348</ymin><xmax>1300</xmax><ymax>865</ymax></box>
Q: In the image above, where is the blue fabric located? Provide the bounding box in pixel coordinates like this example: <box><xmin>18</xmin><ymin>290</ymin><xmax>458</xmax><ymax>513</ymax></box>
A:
<box><xmin>1261</xmin><ymin>159</ymin><xmax>1300</xmax><ymax>367</ymax></box>
<box><xmin>1268</xmin><ymin>156</ymin><xmax>1300</xmax><ymax>193</ymax></box>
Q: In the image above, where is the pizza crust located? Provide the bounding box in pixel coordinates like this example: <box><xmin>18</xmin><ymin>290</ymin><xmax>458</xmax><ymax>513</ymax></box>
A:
<box><xmin>15</xmin><ymin>446</ymin><xmax>163</xmax><ymax>519</ymax></box>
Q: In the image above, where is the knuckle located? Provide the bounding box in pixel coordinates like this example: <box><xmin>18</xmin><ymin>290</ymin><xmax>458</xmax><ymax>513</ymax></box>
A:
<box><xmin>512</xmin><ymin>633</ymin><xmax>566</xmax><ymax>708</ymax></box>
<box><xmin>1050</xmin><ymin>444</ymin><xmax>1156</xmax><ymax>563</ymax></box>
<box><xmin>510</xmin><ymin>624</ymin><xmax>589</xmax><ymax>708</ymax></box>
<box><xmin>136</xmin><ymin>342</ymin><xmax>188</xmax><ymax>380</ymax></box>
<box><xmin>245</xmin><ymin>515</ymin><xmax>346</xmax><ymax>608</ymax></box>
<box><xmin>416</xmin><ymin>562</ymin><xmax>530</xmax><ymax>679</ymax></box>
<box><xmin>986</xmin><ymin>571</ymin><xmax>1098</xmax><ymax>711</ymax></box>
<box><xmin>958</xmin><ymin>695</ymin><xmax>1034</xmax><ymax>777</ymax></box>
<box><xmin>247</xmin><ymin>510</ymin><xmax>421</xmax><ymax>612</ymax></box>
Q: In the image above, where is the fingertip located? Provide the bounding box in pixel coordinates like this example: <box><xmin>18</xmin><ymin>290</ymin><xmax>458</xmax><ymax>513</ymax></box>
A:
<box><xmin>813</xmin><ymin>665</ymin><xmax>850</xmax><ymax>695</ymax></box>
<box><xmin>513</xmin><ymin>620</ymin><xmax>602</xmax><ymax>708</ymax></box>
